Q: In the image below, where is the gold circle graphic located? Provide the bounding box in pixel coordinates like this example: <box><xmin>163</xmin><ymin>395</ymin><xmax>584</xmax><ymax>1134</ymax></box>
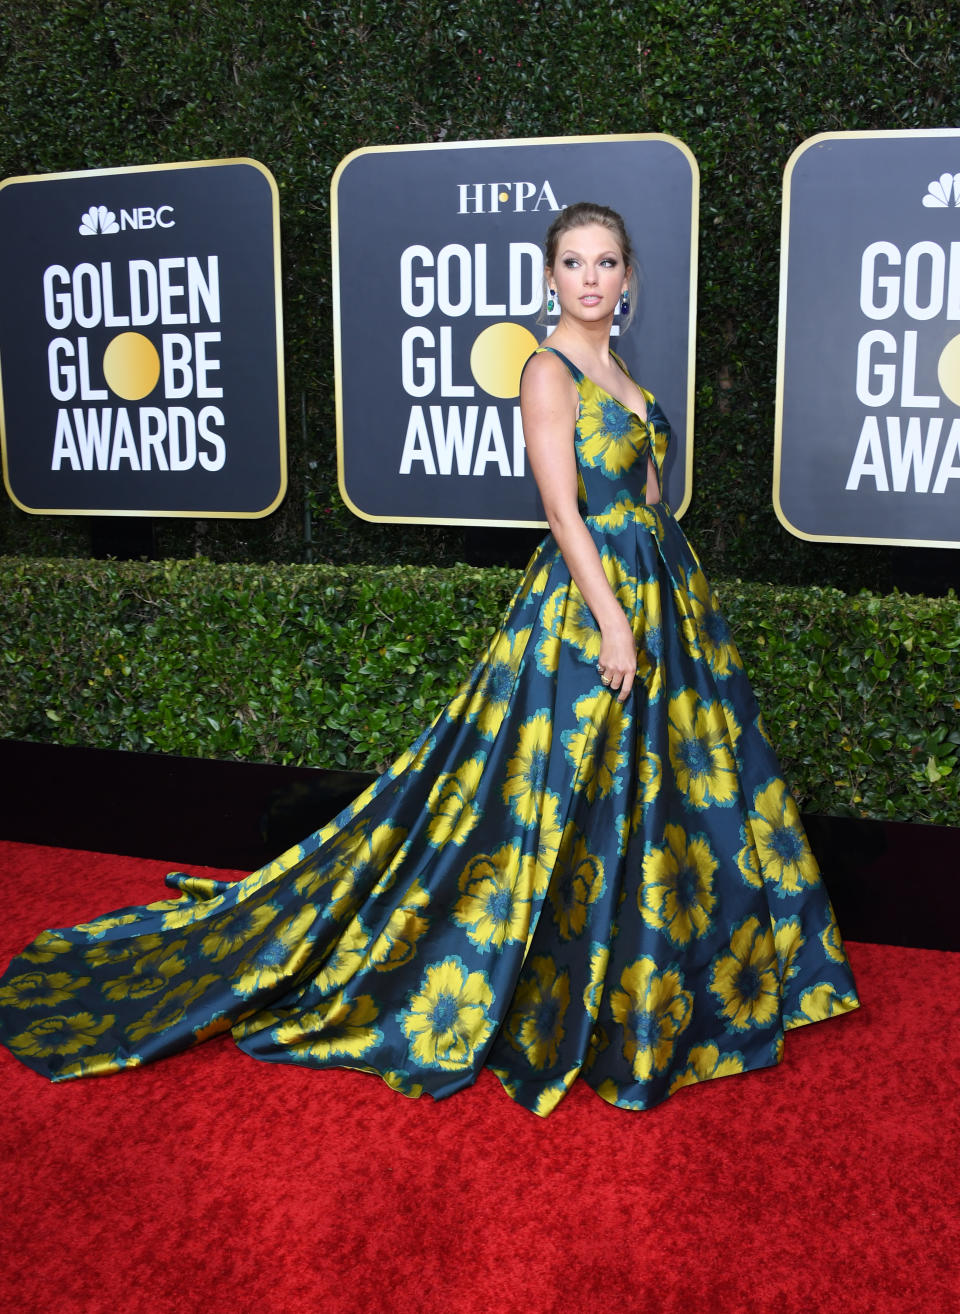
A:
<box><xmin>102</xmin><ymin>332</ymin><xmax>161</xmax><ymax>401</ymax></box>
<box><xmin>470</xmin><ymin>322</ymin><xmax>539</xmax><ymax>399</ymax></box>
<box><xmin>937</xmin><ymin>334</ymin><xmax>960</xmax><ymax>407</ymax></box>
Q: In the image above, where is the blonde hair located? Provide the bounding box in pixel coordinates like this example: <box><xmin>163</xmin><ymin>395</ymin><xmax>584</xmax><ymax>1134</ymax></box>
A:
<box><xmin>543</xmin><ymin>202</ymin><xmax>640</xmax><ymax>328</ymax></box>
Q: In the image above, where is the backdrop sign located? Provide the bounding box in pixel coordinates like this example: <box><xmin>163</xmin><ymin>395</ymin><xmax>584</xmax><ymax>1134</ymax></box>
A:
<box><xmin>776</xmin><ymin>130</ymin><xmax>960</xmax><ymax>548</ymax></box>
<box><xmin>332</xmin><ymin>135</ymin><xmax>698</xmax><ymax>525</ymax></box>
<box><xmin>0</xmin><ymin>159</ymin><xmax>285</xmax><ymax>518</ymax></box>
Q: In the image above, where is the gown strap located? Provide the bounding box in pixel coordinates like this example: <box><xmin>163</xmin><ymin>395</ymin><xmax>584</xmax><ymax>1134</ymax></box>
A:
<box><xmin>529</xmin><ymin>344</ymin><xmax>583</xmax><ymax>384</ymax></box>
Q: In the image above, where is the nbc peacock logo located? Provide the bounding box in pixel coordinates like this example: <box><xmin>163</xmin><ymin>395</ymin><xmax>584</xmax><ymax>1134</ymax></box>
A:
<box><xmin>79</xmin><ymin>204</ymin><xmax>120</xmax><ymax>235</ymax></box>
<box><xmin>922</xmin><ymin>173</ymin><xmax>960</xmax><ymax>208</ymax></box>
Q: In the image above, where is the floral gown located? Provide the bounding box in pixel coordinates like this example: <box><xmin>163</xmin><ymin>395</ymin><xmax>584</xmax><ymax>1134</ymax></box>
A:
<box><xmin>0</xmin><ymin>347</ymin><xmax>859</xmax><ymax>1116</ymax></box>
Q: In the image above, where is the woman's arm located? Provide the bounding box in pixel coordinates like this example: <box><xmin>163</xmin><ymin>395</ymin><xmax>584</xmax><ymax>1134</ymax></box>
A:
<box><xmin>520</xmin><ymin>351</ymin><xmax>637</xmax><ymax>701</ymax></box>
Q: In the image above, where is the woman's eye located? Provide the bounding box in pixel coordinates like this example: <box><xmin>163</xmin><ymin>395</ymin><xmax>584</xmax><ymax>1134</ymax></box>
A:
<box><xmin>562</xmin><ymin>258</ymin><xmax>579</xmax><ymax>268</ymax></box>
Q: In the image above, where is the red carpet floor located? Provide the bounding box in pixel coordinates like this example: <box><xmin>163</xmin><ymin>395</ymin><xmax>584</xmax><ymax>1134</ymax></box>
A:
<box><xmin>1</xmin><ymin>841</ymin><xmax>958</xmax><ymax>1314</ymax></box>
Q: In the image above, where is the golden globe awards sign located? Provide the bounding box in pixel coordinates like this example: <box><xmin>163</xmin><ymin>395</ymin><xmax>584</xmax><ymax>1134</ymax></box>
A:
<box><xmin>0</xmin><ymin>159</ymin><xmax>285</xmax><ymax>517</ymax></box>
<box><xmin>776</xmin><ymin>130</ymin><xmax>960</xmax><ymax>548</ymax></box>
<box><xmin>332</xmin><ymin>135</ymin><xmax>698</xmax><ymax>525</ymax></box>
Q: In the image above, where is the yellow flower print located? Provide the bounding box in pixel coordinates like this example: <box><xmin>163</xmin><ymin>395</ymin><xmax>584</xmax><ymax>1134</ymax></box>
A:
<box><xmin>452</xmin><ymin>843</ymin><xmax>534</xmax><ymax>953</ymax></box>
<box><xmin>20</xmin><ymin>931</ymin><xmax>73</xmax><ymax>965</ymax></box>
<box><xmin>584</xmin><ymin>1023</ymin><xmax>610</xmax><ymax>1072</ymax></box>
<box><xmin>578</xmin><ymin>391</ymin><xmax>644</xmax><ymax>474</ymax></box>
<box><xmin>381</xmin><ymin>1069</ymin><xmax>425</xmax><ymax>1099</ymax></box>
<box><xmin>448</xmin><ymin>627</ymin><xmax>531</xmax><ymax>738</ymax></box>
<box><xmin>84</xmin><ymin>933</ymin><xmax>164</xmax><ymax>968</ymax></box>
<box><xmin>369</xmin><ymin>879</ymin><xmax>431</xmax><ymax>972</ymax></box>
<box><xmin>273</xmin><ymin>992</ymin><xmax>383</xmax><ymax>1061</ymax></box>
<box><xmin>594</xmin><ymin>1077</ymin><xmax>644</xmax><ymax>1109</ymax></box>
<box><xmin>632</xmin><ymin>739</ymin><xmax>663</xmax><ymax>833</ymax></box>
<box><xmin>56</xmin><ymin>1052</ymin><xmax>139</xmax><ymax>1079</ymax></box>
<box><xmin>600</xmin><ymin>547</ymin><xmax>639</xmax><ymax>619</ymax></box>
<box><xmin>312</xmin><ymin>915</ymin><xmax>371</xmax><ymax>995</ymax></box>
<box><xmin>125</xmin><ymin>976</ymin><xmax>221</xmax><ymax>1044</ymax></box>
<box><xmin>0</xmin><ymin>970</ymin><xmax>91</xmax><ymax>1010</ymax></box>
<box><xmin>232</xmin><ymin>905</ymin><xmax>321</xmax><ymax>997</ymax></box>
<box><xmin>8</xmin><ymin>1010</ymin><xmax>116</xmax><ymax>1060</ymax></box>
<box><xmin>684</xmin><ymin>567</ymin><xmax>743</xmax><ymax>680</ymax></box>
<box><xmin>531</xmin><ymin>1068</ymin><xmax>579</xmax><ymax>1117</ymax></box>
<box><xmin>640</xmin><ymin>824</ymin><xmax>718</xmax><ymax>947</ymax></box>
<box><xmin>773</xmin><ymin>916</ymin><xmax>805</xmax><ymax>986</ymax></box>
<box><xmin>200</xmin><ymin>901</ymin><xmax>280</xmax><ymax>963</ymax></box>
<box><xmin>634</xmin><ymin>578</ymin><xmax>665</xmax><ymax>702</ymax></box>
<box><xmin>73</xmin><ymin>913</ymin><xmax>140</xmax><ymax>937</ymax></box>
<box><xmin>587</xmin><ymin>493</ymin><xmax>640</xmax><ymax>533</ymax></box>
<box><xmin>820</xmin><ymin>908</ymin><xmax>847</xmax><ymax>964</ymax></box>
<box><xmin>502</xmin><ymin>712</ymin><xmax>553</xmax><ymax>827</ymax></box>
<box><xmin>749</xmin><ymin>779</ymin><xmax>821</xmax><ymax>895</ymax></box>
<box><xmin>193</xmin><ymin>1015</ymin><xmax>235</xmax><ymax>1044</ymax></box>
<box><xmin>549</xmin><ymin>827</ymin><xmax>605</xmax><ymax>940</ymax></box>
<box><xmin>668</xmin><ymin>1042</ymin><xmax>746</xmax><ymax>1094</ymax></box>
<box><xmin>535</xmin><ymin>587</ymin><xmax>566</xmax><ymax>675</ymax></box>
<box><xmin>709</xmin><ymin>916</ymin><xmax>781</xmax><ymax>1032</ymax></box>
<box><xmin>562</xmin><ymin>691</ymin><xmax>631</xmax><ymax>804</ymax></box>
<box><xmin>400</xmin><ymin>955</ymin><xmax>495</xmax><ymax>1071</ymax></box>
<box><xmin>102</xmin><ymin>940</ymin><xmax>189</xmax><ymax>1001</ymax></box>
<box><xmin>560</xmin><ymin>589</ymin><xmax>603</xmax><ymax>663</ymax></box>
<box><xmin>387</xmin><ymin>730</ymin><xmax>435</xmax><ymax>779</ymax></box>
<box><xmin>608</xmin><ymin>957</ymin><xmax>693</xmax><ymax>1082</ymax></box>
<box><xmin>755</xmin><ymin>712</ymin><xmax>774</xmax><ymax>748</ymax></box>
<box><xmin>736</xmin><ymin>829</ymin><xmax>762</xmax><ymax>888</ymax></box>
<box><xmin>488</xmin><ymin>1064</ymin><xmax>521</xmax><ymax>1102</ymax></box>
<box><xmin>667</xmin><ymin>688</ymin><xmax>739</xmax><ymax>810</ymax></box>
<box><xmin>533</xmin><ymin>790</ymin><xmax>564</xmax><ymax>895</ymax></box>
<box><xmin>427</xmin><ymin>754</ymin><xmax>486</xmax><ymax>847</ymax></box>
<box><xmin>582</xmin><ymin>943</ymin><xmax>610</xmax><ymax>1019</ymax></box>
<box><xmin>504</xmin><ymin>955</ymin><xmax>571</xmax><ymax>1070</ymax></box>
<box><xmin>160</xmin><ymin>892</ymin><xmax>226</xmax><ymax>930</ymax></box>
<box><xmin>231</xmin><ymin>1008</ymin><xmax>285</xmax><ymax>1041</ymax></box>
<box><xmin>295</xmin><ymin>822</ymin><xmax>409</xmax><ymax>917</ymax></box>
<box><xmin>786</xmin><ymin>983</ymin><xmax>859</xmax><ymax>1028</ymax></box>
<box><xmin>249</xmin><ymin>845</ymin><xmax>307</xmax><ymax>892</ymax></box>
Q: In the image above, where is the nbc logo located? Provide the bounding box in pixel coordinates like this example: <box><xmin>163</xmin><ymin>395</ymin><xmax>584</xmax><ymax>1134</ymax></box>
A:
<box><xmin>79</xmin><ymin>205</ymin><xmax>120</xmax><ymax>235</ymax></box>
<box><xmin>922</xmin><ymin>173</ymin><xmax>960</xmax><ymax>207</ymax></box>
<box><xmin>78</xmin><ymin>203</ymin><xmax>175</xmax><ymax>234</ymax></box>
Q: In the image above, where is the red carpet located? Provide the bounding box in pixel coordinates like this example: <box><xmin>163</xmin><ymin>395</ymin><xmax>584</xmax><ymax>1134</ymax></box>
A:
<box><xmin>1</xmin><ymin>841</ymin><xmax>958</xmax><ymax>1314</ymax></box>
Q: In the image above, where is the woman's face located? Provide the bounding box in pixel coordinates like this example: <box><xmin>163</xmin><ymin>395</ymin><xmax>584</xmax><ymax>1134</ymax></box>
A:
<box><xmin>546</xmin><ymin>223</ymin><xmax>629</xmax><ymax>322</ymax></box>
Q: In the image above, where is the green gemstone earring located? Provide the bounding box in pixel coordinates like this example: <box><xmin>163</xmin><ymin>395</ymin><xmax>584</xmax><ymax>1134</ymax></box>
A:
<box><xmin>547</xmin><ymin>288</ymin><xmax>556</xmax><ymax>312</ymax></box>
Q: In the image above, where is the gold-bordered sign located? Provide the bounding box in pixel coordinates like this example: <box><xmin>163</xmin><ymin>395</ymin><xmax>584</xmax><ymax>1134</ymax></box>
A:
<box><xmin>775</xmin><ymin>129</ymin><xmax>960</xmax><ymax>549</ymax></box>
<box><xmin>331</xmin><ymin>134</ymin><xmax>699</xmax><ymax>527</ymax></box>
<box><xmin>0</xmin><ymin>158</ymin><xmax>286</xmax><ymax>518</ymax></box>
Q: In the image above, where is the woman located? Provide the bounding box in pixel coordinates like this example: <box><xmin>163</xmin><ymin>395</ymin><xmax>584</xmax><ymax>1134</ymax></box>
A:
<box><xmin>0</xmin><ymin>203</ymin><xmax>858</xmax><ymax>1115</ymax></box>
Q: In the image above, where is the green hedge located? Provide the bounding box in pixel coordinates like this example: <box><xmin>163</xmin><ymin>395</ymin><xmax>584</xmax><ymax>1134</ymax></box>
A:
<box><xmin>2</xmin><ymin>556</ymin><xmax>957</xmax><ymax>826</ymax></box>
<box><xmin>1</xmin><ymin>2</ymin><xmax>959</xmax><ymax>593</ymax></box>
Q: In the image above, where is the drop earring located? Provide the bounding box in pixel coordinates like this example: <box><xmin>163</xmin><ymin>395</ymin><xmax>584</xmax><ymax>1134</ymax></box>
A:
<box><xmin>547</xmin><ymin>288</ymin><xmax>557</xmax><ymax>312</ymax></box>
<box><xmin>619</xmin><ymin>290</ymin><xmax>630</xmax><ymax>316</ymax></box>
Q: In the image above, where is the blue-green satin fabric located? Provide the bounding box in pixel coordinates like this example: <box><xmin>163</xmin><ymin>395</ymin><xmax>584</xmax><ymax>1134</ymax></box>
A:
<box><xmin>0</xmin><ymin>348</ymin><xmax>859</xmax><ymax>1115</ymax></box>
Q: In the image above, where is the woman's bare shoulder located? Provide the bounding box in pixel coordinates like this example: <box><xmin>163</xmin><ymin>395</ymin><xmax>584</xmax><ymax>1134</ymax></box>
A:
<box><xmin>520</xmin><ymin>347</ymin><xmax>575</xmax><ymax>405</ymax></box>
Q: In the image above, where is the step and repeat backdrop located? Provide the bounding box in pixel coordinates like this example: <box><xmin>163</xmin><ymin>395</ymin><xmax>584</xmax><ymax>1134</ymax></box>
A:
<box><xmin>2</xmin><ymin>133</ymin><xmax>958</xmax><ymax>548</ymax></box>
<box><xmin>0</xmin><ymin>158</ymin><xmax>285</xmax><ymax>518</ymax></box>
<box><xmin>331</xmin><ymin>134</ymin><xmax>699</xmax><ymax>526</ymax></box>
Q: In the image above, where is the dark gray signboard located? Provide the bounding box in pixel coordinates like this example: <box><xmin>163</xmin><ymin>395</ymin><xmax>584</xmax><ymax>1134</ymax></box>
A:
<box><xmin>776</xmin><ymin>130</ymin><xmax>960</xmax><ymax>548</ymax></box>
<box><xmin>0</xmin><ymin>159</ymin><xmax>285</xmax><ymax>517</ymax></box>
<box><xmin>332</xmin><ymin>135</ymin><xmax>698</xmax><ymax>526</ymax></box>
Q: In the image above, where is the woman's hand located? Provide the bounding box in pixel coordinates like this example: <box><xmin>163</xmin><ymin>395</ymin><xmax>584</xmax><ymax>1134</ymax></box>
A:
<box><xmin>596</xmin><ymin>613</ymin><xmax>637</xmax><ymax>702</ymax></box>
